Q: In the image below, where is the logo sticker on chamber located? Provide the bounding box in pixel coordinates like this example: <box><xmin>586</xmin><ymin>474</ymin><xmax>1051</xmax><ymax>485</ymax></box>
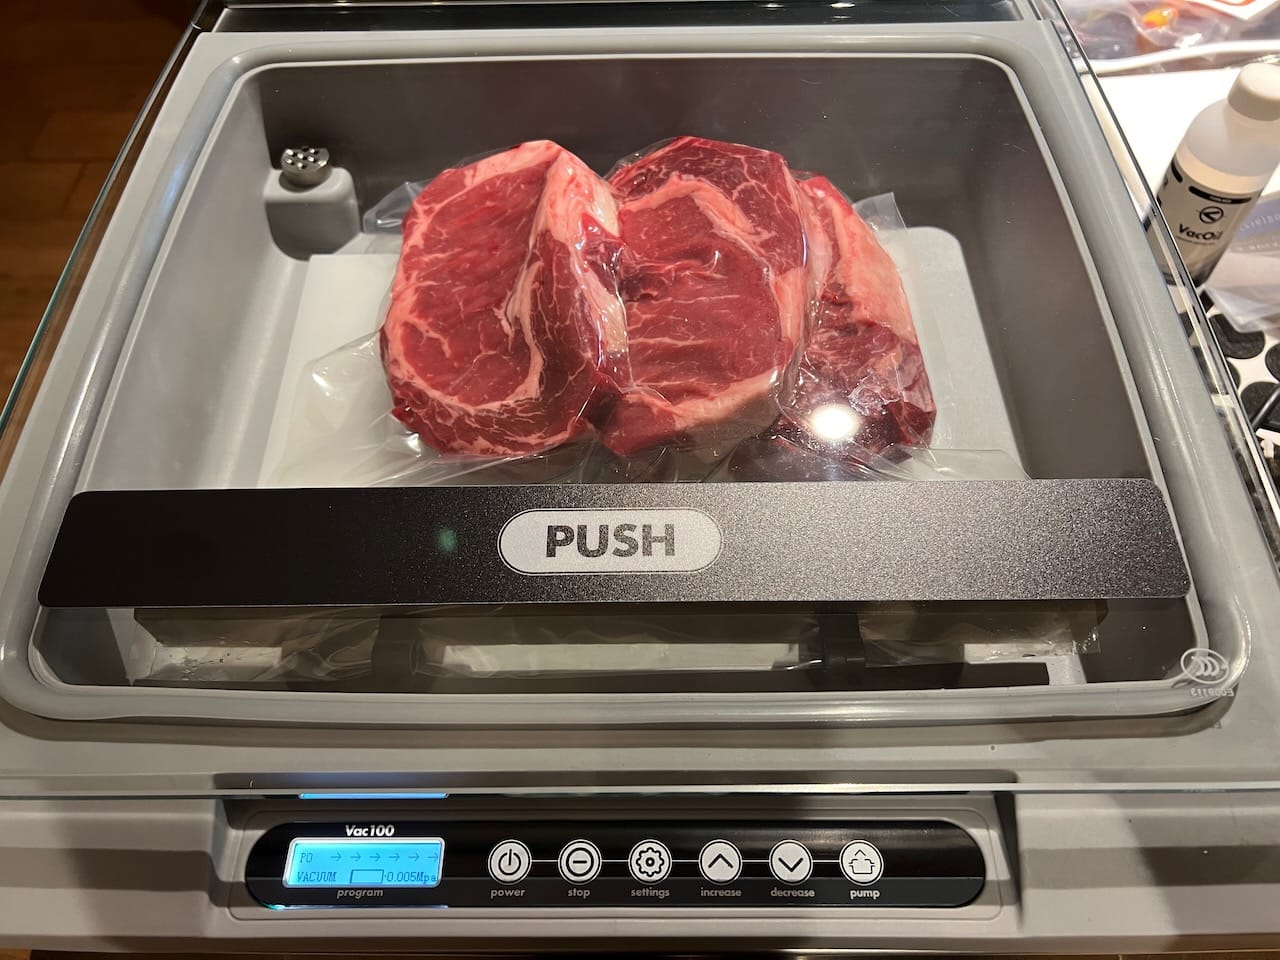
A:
<box><xmin>1177</xmin><ymin>647</ymin><xmax>1235</xmax><ymax>700</ymax></box>
<box><xmin>1179</xmin><ymin>647</ymin><xmax>1229</xmax><ymax>684</ymax></box>
<box><xmin>498</xmin><ymin>508</ymin><xmax>722</xmax><ymax>575</ymax></box>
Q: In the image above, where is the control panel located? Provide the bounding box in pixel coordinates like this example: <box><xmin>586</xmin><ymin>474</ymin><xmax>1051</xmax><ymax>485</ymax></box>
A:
<box><xmin>246</xmin><ymin>820</ymin><xmax>984</xmax><ymax>908</ymax></box>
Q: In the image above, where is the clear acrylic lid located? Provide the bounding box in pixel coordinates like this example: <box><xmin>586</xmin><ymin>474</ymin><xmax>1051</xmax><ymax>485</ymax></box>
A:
<box><xmin>1</xmin><ymin>3</ymin><xmax>1279</xmax><ymax>796</ymax></box>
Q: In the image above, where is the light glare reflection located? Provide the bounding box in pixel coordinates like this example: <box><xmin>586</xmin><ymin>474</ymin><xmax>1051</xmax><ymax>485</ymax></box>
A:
<box><xmin>809</xmin><ymin>403</ymin><xmax>861</xmax><ymax>441</ymax></box>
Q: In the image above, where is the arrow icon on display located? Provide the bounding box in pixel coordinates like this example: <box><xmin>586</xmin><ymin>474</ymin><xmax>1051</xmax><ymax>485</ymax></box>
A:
<box><xmin>331</xmin><ymin>854</ymin><xmax>341</xmax><ymax>862</ymax></box>
<box><xmin>409</xmin><ymin>852</ymin><xmax>419</xmax><ymax>861</ymax></box>
<box><xmin>370</xmin><ymin>853</ymin><xmax>380</xmax><ymax>862</ymax></box>
<box><xmin>351</xmin><ymin>853</ymin><xmax>360</xmax><ymax>862</ymax></box>
<box><xmin>389</xmin><ymin>853</ymin><xmax>399</xmax><ymax>862</ymax></box>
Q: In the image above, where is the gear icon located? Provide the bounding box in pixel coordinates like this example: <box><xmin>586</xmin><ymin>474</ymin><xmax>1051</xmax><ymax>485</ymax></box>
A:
<box><xmin>628</xmin><ymin>840</ymin><xmax>672</xmax><ymax>883</ymax></box>
<box><xmin>635</xmin><ymin>846</ymin><xmax>667</xmax><ymax>879</ymax></box>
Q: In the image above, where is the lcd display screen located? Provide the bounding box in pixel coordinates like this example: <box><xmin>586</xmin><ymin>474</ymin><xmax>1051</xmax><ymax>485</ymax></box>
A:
<box><xmin>282</xmin><ymin>837</ymin><xmax>444</xmax><ymax>887</ymax></box>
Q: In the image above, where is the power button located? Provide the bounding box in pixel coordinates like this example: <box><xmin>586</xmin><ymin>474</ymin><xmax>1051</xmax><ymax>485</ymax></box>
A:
<box><xmin>488</xmin><ymin>840</ymin><xmax>532</xmax><ymax>884</ymax></box>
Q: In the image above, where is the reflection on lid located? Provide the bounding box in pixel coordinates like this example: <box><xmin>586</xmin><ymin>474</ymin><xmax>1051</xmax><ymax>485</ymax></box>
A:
<box><xmin>809</xmin><ymin>402</ymin><xmax>862</xmax><ymax>442</ymax></box>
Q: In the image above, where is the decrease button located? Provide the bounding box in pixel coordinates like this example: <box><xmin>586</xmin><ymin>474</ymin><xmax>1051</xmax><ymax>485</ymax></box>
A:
<box><xmin>768</xmin><ymin>840</ymin><xmax>813</xmax><ymax>884</ymax></box>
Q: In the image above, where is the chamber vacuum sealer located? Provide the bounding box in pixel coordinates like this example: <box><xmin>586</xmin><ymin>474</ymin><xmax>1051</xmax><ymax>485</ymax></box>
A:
<box><xmin>2</xmin><ymin>0</ymin><xmax>1280</xmax><ymax>951</ymax></box>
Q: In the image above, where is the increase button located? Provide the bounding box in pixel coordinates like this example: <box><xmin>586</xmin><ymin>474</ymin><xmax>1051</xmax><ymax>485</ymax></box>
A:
<box><xmin>698</xmin><ymin>840</ymin><xmax>742</xmax><ymax>883</ymax></box>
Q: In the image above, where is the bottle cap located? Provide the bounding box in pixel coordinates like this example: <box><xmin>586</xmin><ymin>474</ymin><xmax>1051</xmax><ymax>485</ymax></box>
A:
<box><xmin>1227</xmin><ymin>62</ymin><xmax>1280</xmax><ymax>123</ymax></box>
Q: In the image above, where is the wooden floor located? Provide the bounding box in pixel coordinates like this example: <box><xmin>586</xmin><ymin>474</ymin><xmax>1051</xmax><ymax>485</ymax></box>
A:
<box><xmin>0</xmin><ymin>0</ymin><xmax>187</xmax><ymax>401</ymax></box>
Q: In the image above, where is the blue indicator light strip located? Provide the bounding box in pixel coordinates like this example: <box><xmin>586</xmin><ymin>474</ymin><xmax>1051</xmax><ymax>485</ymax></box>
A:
<box><xmin>284</xmin><ymin>838</ymin><xmax>445</xmax><ymax>888</ymax></box>
<box><xmin>297</xmin><ymin>793</ymin><xmax>448</xmax><ymax>801</ymax></box>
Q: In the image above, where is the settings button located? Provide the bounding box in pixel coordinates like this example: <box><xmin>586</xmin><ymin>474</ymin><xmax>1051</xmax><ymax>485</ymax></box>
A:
<box><xmin>628</xmin><ymin>839</ymin><xmax>672</xmax><ymax>883</ymax></box>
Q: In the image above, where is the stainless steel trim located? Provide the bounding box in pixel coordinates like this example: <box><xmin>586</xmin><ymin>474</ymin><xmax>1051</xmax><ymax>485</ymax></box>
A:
<box><xmin>205</xmin><ymin>0</ymin><xmax>1025</xmax><ymax>32</ymax></box>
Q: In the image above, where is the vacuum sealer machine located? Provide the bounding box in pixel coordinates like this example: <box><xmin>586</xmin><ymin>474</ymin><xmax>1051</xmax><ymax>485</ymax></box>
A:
<box><xmin>3</xmin><ymin>0</ymin><xmax>1280</xmax><ymax>951</ymax></box>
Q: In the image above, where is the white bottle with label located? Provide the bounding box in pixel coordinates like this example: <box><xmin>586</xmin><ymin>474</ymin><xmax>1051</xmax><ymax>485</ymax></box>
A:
<box><xmin>1148</xmin><ymin>62</ymin><xmax>1280</xmax><ymax>285</ymax></box>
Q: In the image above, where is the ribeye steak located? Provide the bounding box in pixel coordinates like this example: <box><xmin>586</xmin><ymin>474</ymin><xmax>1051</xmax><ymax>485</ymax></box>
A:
<box><xmin>598</xmin><ymin>137</ymin><xmax>809</xmax><ymax>456</ymax></box>
<box><xmin>783</xmin><ymin>175</ymin><xmax>935</xmax><ymax>456</ymax></box>
<box><xmin>381</xmin><ymin>140</ymin><xmax>625</xmax><ymax>457</ymax></box>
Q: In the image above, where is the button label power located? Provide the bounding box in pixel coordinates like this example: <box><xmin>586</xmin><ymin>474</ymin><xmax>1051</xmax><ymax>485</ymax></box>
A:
<box><xmin>488</xmin><ymin>840</ymin><xmax>531</xmax><ymax>884</ymax></box>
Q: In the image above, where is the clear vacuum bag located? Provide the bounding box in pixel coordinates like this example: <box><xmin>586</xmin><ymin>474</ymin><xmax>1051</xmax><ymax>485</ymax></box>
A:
<box><xmin>272</xmin><ymin>138</ymin><xmax>1023</xmax><ymax>486</ymax></box>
